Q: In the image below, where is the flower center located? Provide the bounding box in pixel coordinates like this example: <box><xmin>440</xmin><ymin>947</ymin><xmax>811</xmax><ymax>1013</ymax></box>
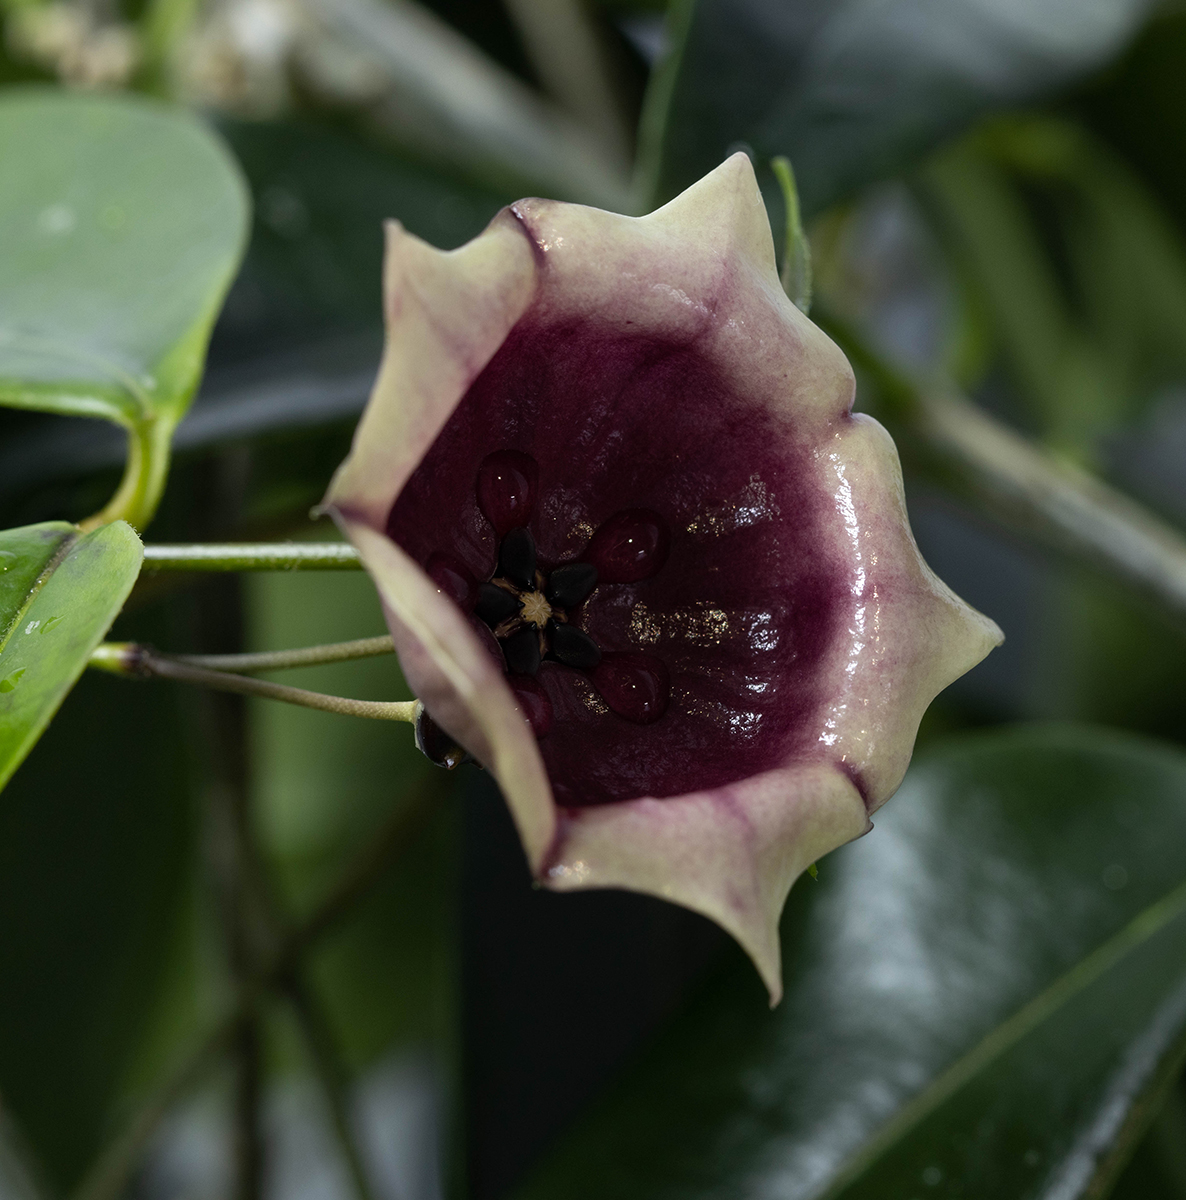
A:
<box><xmin>423</xmin><ymin>448</ymin><xmax>675</xmax><ymax>743</ymax></box>
<box><xmin>475</xmin><ymin>524</ymin><xmax>603</xmax><ymax>676</ymax></box>
<box><xmin>520</xmin><ymin>591</ymin><xmax>552</xmax><ymax>628</ymax></box>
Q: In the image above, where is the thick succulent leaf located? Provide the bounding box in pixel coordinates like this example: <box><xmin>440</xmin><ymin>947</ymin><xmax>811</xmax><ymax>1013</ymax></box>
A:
<box><xmin>514</xmin><ymin>725</ymin><xmax>1186</xmax><ymax>1200</ymax></box>
<box><xmin>0</xmin><ymin>88</ymin><xmax>249</xmax><ymax>428</ymax></box>
<box><xmin>642</xmin><ymin>0</ymin><xmax>1157</xmax><ymax>214</ymax></box>
<box><xmin>0</xmin><ymin>521</ymin><xmax>143</xmax><ymax>791</ymax></box>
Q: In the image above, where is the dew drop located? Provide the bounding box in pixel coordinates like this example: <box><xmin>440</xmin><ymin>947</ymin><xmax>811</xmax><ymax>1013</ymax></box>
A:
<box><xmin>585</xmin><ymin>509</ymin><xmax>670</xmax><ymax>583</ymax></box>
<box><xmin>426</xmin><ymin>551</ymin><xmax>476</xmax><ymax>609</ymax></box>
<box><xmin>477</xmin><ymin>450</ymin><xmax>538</xmax><ymax>536</ymax></box>
<box><xmin>0</xmin><ymin>667</ymin><xmax>26</xmax><ymax>694</ymax></box>
<box><xmin>590</xmin><ymin>653</ymin><xmax>670</xmax><ymax>724</ymax></box>
<box><xmin>413</xmin><ymin>705</ymin><xmax>466</xmax><ymax>769</ymax></box>
<box><xmin>509</xmin><ymin>676</ymin><xmax>553</xmax><ymax>738</ymax></box>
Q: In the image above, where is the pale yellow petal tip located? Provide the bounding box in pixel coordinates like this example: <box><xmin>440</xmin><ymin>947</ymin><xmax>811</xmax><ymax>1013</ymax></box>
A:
<box><xmin>743</xmin><ymin>921</ymin><xmax>784</xmax><ymax>1008</ymax></box>
<box><xmin>649</xmin><ymin>150</ymin><xmax>773</xmax><ymax>262</ymax></box>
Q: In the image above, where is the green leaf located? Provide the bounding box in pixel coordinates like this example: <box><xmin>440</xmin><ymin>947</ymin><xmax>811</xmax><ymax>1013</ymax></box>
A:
<box><xmin>0</xmin><ymin>87</ymin><xmax>248</xmax><ymax>425</ymax></box>
<box><xmin>0</xmin><ymin>520</ymin><xmax>143</xmax><ymax>792</ymax></box>
<box><xmin>641</xmin><ymin>0</ymin><xmax>1155</xmax><ymax>214</ymax></box>
<box><xmin>0</xmin><ymin>87</ymin><xmax>249</xmax><ymax>528</ymax></box>
<box><xmin>514</xmin><ymin>725</ymin><xmax>1186</xmax><ymax>1200</ymax></box>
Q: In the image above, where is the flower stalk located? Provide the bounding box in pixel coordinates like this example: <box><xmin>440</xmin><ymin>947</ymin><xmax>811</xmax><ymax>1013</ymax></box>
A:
<box><xmin>89</xmin><ymin>641</ymin><xmax>416</xmax><ymax>722</ymax></box>
<box><xmin>167</xmin><ymin>635</ymin><xmax>394</xmax><ymax>673</ymax></box>
<box><xmin>140</xmin><ymin>542</ymin><xmax>364</xmax><ymax>571</ymax></box>
<box><xmin>80</xmin><ymin>414</ymin><xmax>174</xmax><ymax>533</ymax></box>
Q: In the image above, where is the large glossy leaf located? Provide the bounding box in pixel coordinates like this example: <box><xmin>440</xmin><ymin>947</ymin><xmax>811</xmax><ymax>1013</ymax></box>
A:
<box><xmin>0</xmin><ymin>520</ymin><xmax>143</xmax><ymax>791</ymax></box>
<box><xmin>515</xmin><ymin>725</ymin><xmax>1186</xmax><ymax>1200</ymax></box>
<box><xmin>641</xmin><ymin>0</ymin><xmax>1157</xmax><ymax>214</ymax></box>
<box><xmin>0</xmin><ymin>88</ymin><xmax>249</xmax><ymax>428</ymax></box>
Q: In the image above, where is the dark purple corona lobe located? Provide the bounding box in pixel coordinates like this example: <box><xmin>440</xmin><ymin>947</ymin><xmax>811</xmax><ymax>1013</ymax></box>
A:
<box><xmin>591</xmin><ymin>653</ymin><xmax>671</xmax><ymax>725</ymax></box>
<box><xmin>426</xmin><ymin>551</ymin><xmax>476</xmax><ymax>609</ymax></box>
<box><xmin>477</xmin><ymin>450</ymin><xmax>538</xmax><ymax>536</ymax></box>
<box><xmin>503</xmin><ymin>626</ymin><xmax>542</xmax><ymax>676</ymax></box>
<box><xmin>585</xmin><ymin>509</ymin><xmax>670</xmax><ymax>584</ymax></box>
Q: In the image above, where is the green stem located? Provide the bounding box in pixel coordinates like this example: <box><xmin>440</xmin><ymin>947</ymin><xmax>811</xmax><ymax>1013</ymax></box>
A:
<box><xmin>168</xmin><ymin>635</ymin><xmax>395</xmax><ymax>674</ymax></box>
<box><xmin>80</xmin><ymin>416</ymin><xmax>174</xmax><ymax>533</ymax></box>
<box><xmin>91</xmin><ymin>644</ymin><xmax>417</xmax><ymax>722</ymax></box>
<box><xmin>141</xmin><ymin>543</ymin><xmax>363</xmax><ymax>571</ymax></box>
<box><xmin>772</xmin><ymin>156</ymin><xmax>813</xmax><ymax>314</ymax></box>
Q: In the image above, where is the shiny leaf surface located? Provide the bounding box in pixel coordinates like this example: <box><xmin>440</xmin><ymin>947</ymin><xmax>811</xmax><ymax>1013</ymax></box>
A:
<box><xmin>642</xmin><ymin>0</ymin><xmax>1156</xmax><ymax>214</ymax></box>
<box><xmin>515</xmin><ymin>725</ymin><xmax>1186</xmax><ymax>1200</ymax></box>
<box><xmin>0</xmin><ymin>520</ymin><xmax>142</xmax><ymax>791</ymax></box>
<box><xmin>0</xmin><ymin>88</ymin><xmax>249</xmax><ymax>427</ymax></box>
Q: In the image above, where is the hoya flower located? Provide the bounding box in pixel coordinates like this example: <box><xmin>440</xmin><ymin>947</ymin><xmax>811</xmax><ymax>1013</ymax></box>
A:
<box><xmin>325</xmin><ymin>154</ymin><xmax>1001</xmax><ymax>1002</ymax></box>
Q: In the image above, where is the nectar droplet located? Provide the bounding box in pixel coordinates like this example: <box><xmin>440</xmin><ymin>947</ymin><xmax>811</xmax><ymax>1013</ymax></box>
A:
<box><xmin>585</xmin><ymin>509</ymin><xmax>670</xmax><ymax>584</ymax></box>
<box><xmin>414</xmin><ymin>704</ymin><xmax>467</xmax><ymax>768</ymax></box>
<box><xmin>590</xmin><ymin>653</ymin><xmax>670</xmax><ymax>724</ymax></box>
<box><xmin>477</xmin><ymin>449</ymin><xmax>538</xmax><ymax>536</ymax></box>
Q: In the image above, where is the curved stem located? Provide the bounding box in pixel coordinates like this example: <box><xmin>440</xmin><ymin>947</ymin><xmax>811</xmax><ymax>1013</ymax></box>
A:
<box><xmin>170</xmin><ymin>635</ymin><xmax>395</xmax><ymax>674</ymax></box>
<box><xmin>141</xmin><ymin>542</ymin><xmax>363</xmax><ymax>571</ymax></box>
<box><xmin>772</xmin><ymin>156</ymin><xmax>812</xmax><ymax>314</ymax></box>
<box><xmin>91</xmin><ymin>644</ymin><xmax>416</xmax><ymax>722</ymax></box>
<box><xmin>80</xmin><ymin>416</ymin><xmax>174</xmax><ymax>533</ymax></box>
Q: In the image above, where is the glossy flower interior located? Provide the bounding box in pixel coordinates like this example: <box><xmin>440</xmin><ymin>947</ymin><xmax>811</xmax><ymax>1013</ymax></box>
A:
<box><xmin>387</xmin><ymin>316</ymin><xmax>847</xmax><ymax>808</ymax></box>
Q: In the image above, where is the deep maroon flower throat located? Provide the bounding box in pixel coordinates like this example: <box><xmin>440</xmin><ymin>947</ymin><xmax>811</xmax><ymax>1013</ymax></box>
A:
<box><xmin>386</xmin><ymin>317</ymin><xmax>847</xmax><ymax>809</ymax></box>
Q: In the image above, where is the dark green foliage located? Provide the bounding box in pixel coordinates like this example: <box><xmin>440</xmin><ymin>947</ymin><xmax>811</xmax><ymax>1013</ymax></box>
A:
<box><xmin>517</xmin><ymin>727</ymin><xmax>1186</xmax><ymax>1200</ymax></box>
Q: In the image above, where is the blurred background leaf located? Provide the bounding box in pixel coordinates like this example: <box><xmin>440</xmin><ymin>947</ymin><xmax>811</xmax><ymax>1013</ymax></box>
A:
<box><xmin>641</xmin><ymin>0</ymin><xmax>1157</xmax><ymax>214</ymax></box>
<box><xmin>515</xmin><ymin>726</ymin><xmax>1186</xmax><ymax>1200</ymax></box>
